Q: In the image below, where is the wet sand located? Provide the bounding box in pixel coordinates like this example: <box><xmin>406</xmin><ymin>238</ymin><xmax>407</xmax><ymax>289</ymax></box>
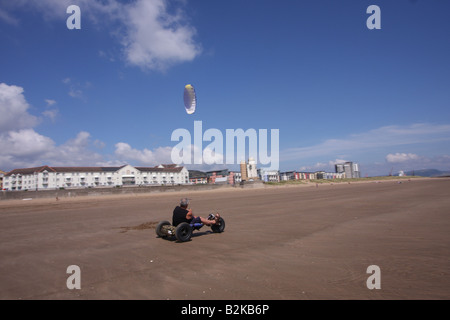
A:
<box><xmin>0</xmin><ymin>178</ymin><xmax>449</xmax><ymax>299</ymax></box>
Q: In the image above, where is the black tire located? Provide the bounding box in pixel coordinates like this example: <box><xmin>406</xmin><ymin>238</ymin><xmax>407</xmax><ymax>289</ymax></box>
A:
<box><xmin>156</xmin><ymin>220</ymin><xmax>171</xmax><ymax>237</ymax></box>
<box><xmin>211</xmin><ymin>217</ymin><xmax>225</xmax><ymax>233</ymax></box>
<box><xmin>175</xmin><ymin>222</ymin><xmax>192</xmax><ymax>242</ymax></box>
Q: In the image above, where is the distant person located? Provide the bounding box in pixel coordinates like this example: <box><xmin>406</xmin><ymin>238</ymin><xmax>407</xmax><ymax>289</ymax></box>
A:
<box><xmin>172</xmin><ymin>198</ymin><xmax>220</xmax><ymax>227</ymax></box>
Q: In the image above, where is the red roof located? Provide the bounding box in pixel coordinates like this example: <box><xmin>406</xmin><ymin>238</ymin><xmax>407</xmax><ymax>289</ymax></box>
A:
<box><xmin>5</xmin><ymin>164</ymin><xmax>184</xmax><ymax>176</ymax></box>
<box><xmin>6</xmin><ymin>166</ymin><xmax>55</xmax><ymax>176</ymax></box>
<box><xmin>136</xmin><ymin>165</ymin><xmax>184</xmax><ymax>173</ymax></box>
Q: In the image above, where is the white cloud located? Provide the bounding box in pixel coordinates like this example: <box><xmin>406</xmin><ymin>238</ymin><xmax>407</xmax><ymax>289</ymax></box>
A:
<box><xmin>68</xmin><ymin>88</ymin><xmax>83</xmax><ymax>99</ymax></box>
<box><xmin>122</xmin><ymin>0</ymin><xmax>201</xmax><ymax>70</ymax></box>
<box><xmin>45</xmin><ymin>99</ymin><xmax>56</xmax><ymax>106</ymax></box>
<box><xmin>115</xmin><ymin>142</ymin><xmax>173</xmax><ymax>165</ymax></box>
<box><xmin>98</xmin><ymin>50</ymin><xmax>115</xmax><ymax>62</ymax></box>
<box><xmin>42</xmin><ymin>99</ymin><xmax>58</xmax><ymax>122</ymax></box>
<box><xmin>93</xmin><ymin>139</ymin><xmax>106</xmax><ymax>149</ymax></box>
<box><xmin>299</xmin><ymin>162</ymin><xmax>329</xmax><ymax>172</ymax></box>
<box><xmin>386</xmin><ymin>153</ymin><xmax>420</xmax><ymax>163</ymax></box>
<box><xmin>114</xmin><ymin>142</ymin><xmax>228</xmax><ymax>171</ymax></box>
<box><xmin>0</xmin><ymin>83</ymin><xmax>39</xmax><ymax>133</ymax></box>
<box><xmin>42</xmin><ymin>109</ymin><xmax>58</xmax><ymax>122</ymax></box>
<box><xmin>45</xmin><ymin>131</ymin><xmax>105</xmax><ymax>166</ymax></box>
<box><xmin>330</xmin><ymin>159</ymin><xmax>349</xmax><ymax>165</ymax></box>
<box><xmin>0</xmin><ymin>129</ymin><xmax>106</xmax><ymax>170</ymax></box>
<box><xmin>4</xmin><ymin>0</ymin><xmax>202</xmax><ymax>71</ymax></box>
<box><xmin>282</xmin><ymin>123</ymin><xmax>450</xmax><ymax>161</ymax></box>
<box><xmin>62</xmin><ymin>77</ymin><xmax>89</xmax><ymax>100</ymax></box>
<box><xmin>0</xmin><ymin>7</ymin><xmax>19</xmax><ymax>25</ymax></box>
<box><xmin>0</xmin><ymin>82</ymin><xmax>107</xmax><ymax>170</ymax></box>
<box><xmin>0</xmin><ymin>129</ymin><xmax>54</xmax><ymax>158</ymax></box>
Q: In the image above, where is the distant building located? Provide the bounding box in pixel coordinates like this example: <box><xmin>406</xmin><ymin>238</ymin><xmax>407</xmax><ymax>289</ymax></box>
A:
<box><xmin>206</xmin><ymin>169</ymin><xmax>228</xmax><ymax>184</ymax></box>
<box><xmin>2</xmin><ymin>164</ymin><xmax>189</xmax><ymax>191</ymax></box>
<box><xmin>189</xmin><ymin>169</ymin><xmax>240</xmax><ymax>185</ymax></box>
<box><xmin>298</xmin><ymin>172</ymin><xmax>316</xmax><ymax>180</ymax></box>
<box><xmin>229</xmin><ymin>171</ymin><xmax>242</xmax><ymax>184</ymax></box>
<box><xmin>206</xmin><ymin>169</ymin><xmax>236</xmax><ymax>184</ymax></box>
<box><xmin>247</xmin><ymin>157</ymin><xmax>258</xmax><ymax>180</ymax></box>
<box><xmin>335</xmin><ymin>161</ymin><xmax>360</xmax><ymax>178</ymax></box>
<box><xmin>327</xmin><ymin>172</ymin><xmax>345</xmax><ymax>179</ymax></box>
<box><xmin>240</xmin><ymin>161</ymin><xmax>248</xmax><ymax>181</ymax></box>
<box><xmin>258</xmin><ymin>169</ymin><xmax>280</xmax><ymax>182</ymax></box>
<box><xmin>240</xmin><ymin>157</ymin><xmax>259</xmax><ymax>181</ymax></box>
<box><xmin>189</xmin><ymin>170</ymin><xmax>208</xmax><ymax>184</ymax></box>
<box><xmin>315</xmin><ymin>171</ymin><xmax>325</xmax><ymax>180</ymax></box>
<box><xmin>352</xmin><ymin>163</ymin><xmax>361</xmax><ymax>178</ymax></box>
<box><xmin>315</xmin><ymin>171</ymin><xmax>345</xmax><ymax>179</ymax></box>
<box><xmin>0</xmin><ymin>170</ymin><xmax>6</xmax><ymax>190</ymax></box>
<box><xmin>279</xmin><ymin>171</ymin><xmax>299</xmax><ymax>181</ymax></box>
<box><xmin>211</xmin><ymin>176</ymin><xmax>227</xmax><ymax>184</ymax></box>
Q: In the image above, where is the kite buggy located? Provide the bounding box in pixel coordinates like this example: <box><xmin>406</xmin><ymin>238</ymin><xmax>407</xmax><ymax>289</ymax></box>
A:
<box><xmin>156</xmin><ymin>213</ymin><xmax>225</xmax><ymax>242</ymax></box>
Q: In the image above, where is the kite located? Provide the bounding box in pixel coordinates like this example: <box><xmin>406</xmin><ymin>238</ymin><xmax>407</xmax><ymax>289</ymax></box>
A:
<box><xmin>183</xmin><ymin>84</ymin><xmax>196</xmax><ymax>114</ymax></box>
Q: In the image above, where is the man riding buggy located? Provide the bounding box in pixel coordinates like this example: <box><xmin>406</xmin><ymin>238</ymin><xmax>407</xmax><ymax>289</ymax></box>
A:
<box><xmin>156</xmin><ymin>198</ymin><xmax>225</xmax><ymax>242</ymax></box>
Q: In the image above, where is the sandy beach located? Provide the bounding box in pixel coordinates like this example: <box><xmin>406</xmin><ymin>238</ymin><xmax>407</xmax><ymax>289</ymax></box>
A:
<box><xmin>0</xmin><ymin>177</ymin><xmax>449</xmax><ymax>300</ymax></box>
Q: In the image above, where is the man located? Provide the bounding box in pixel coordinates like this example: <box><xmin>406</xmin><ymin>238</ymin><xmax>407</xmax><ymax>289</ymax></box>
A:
<box><xmin>173</xmin><ymin>198</ymin><xmax>219</xmax><ymax>227</ymax></box>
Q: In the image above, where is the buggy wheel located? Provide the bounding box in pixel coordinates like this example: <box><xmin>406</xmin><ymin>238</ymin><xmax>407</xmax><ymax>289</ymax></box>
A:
<box><xmin>211</xmin><ymin>217</ymin><xmax>225</xmax><ymax>233</ymax></box>
<box><xmin>156</xmin><ymin>220</ymin><xmax>171</xmax><ymax>237</ymax></box>
<box><xmin>175</xmin><ymin>222</ymin><xmax>192</xmax><ymax>242</ymax></box>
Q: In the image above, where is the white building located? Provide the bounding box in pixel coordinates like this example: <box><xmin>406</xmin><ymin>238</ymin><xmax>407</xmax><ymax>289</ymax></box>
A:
<box><xmin>247</xmin><ymin>157</ymin><xmax>258</xmax><ymax>179</ymax></box>
<box><xmin>0</xmin><ymin>170</ymin><xmax>6</xmax><ymax>190</ymax></box>
<box><xmin>335</xmin><ymin>161</ymin><xmax>361</xmax><ymax>179</ymax></box>
<box><xmin>229</xmin><ymin>171</ymin><xmax>242</xmax><ymax>184</ymax></box>
<box><xmin>279</xmin><ymin>171</ymin><xmax>297</xmax><ymax>181</ymax></box>
<box><xmin>2</xmin><ymin>164</ymin><xmax>189</xmax><ymax>191</ymax></box>
<box><xmin>258</xmin><ymin>169</ymin><xmax>280</xmax><ymax>182</ymax></box>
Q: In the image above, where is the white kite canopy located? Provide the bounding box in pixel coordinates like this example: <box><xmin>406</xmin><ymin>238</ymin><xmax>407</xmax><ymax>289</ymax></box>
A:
<box><xmin>183</xmin><ymin>84</ymin><xmax>196</xmax><ymax>114</ymax></box>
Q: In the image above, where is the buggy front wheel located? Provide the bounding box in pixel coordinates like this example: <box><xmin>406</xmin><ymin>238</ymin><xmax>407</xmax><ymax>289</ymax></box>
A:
<box><xmin>211</xmin><ymin>217</ymin><xmax>225</xmax><ymax>233</ymax></box>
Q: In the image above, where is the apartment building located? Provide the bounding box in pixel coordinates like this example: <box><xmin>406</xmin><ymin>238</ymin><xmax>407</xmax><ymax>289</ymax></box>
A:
<box><xmin>2</xmin><ymin>164</ymin><xmax>189</xmax><ymax>191</ymax></box>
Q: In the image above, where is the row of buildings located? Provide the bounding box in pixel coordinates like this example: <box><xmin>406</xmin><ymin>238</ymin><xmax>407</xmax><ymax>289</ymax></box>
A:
<box><xmin>188</xmin><ymin>161</ymin><xmax>361</xmax><ymax>185</ymax></box>
<box><xmin>1</xmin><ymin>164</ymin><xmax>189</xmax><ymax>191</ymax></box>
<box><xmin>0</xmin><ymin>161</ymin><xmax>361</xmax><ymax>191</ymax></box>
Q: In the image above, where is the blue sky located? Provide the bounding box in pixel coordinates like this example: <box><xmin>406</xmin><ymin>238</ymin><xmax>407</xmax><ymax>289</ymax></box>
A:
<box><xmin>1</xmin><ymin>0</ymin><xmax>449</xmax><ymax>176</ymax></box>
